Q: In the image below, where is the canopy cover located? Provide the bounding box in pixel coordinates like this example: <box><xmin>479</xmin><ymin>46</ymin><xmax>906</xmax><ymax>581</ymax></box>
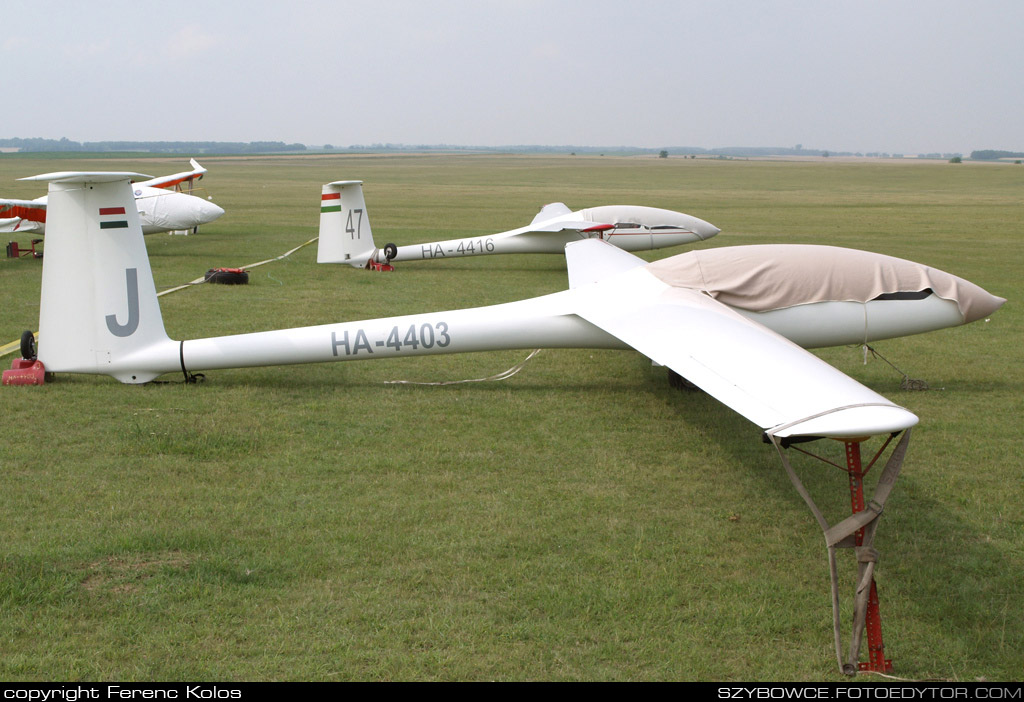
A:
<box><xmin>646</xmin><ymin>245</ymin><xmax>1002</xmax><ymax>323</ymax></box>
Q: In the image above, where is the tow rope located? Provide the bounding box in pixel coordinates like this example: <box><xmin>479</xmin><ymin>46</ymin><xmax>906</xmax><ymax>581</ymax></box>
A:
<box><xmin>383</xmin><ymin>349</ymin><xmax>543</xmax><ymax>386</ymax></box>
<box><xmin>1</xmin><ymin>237</ymin><xmax>318</xmax><ymax>358</ymax></box>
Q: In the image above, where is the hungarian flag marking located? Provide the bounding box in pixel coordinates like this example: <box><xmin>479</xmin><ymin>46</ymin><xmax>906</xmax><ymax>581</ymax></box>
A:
<box><xmin>98</xmin><ymin>206</ymin><xmax>129</xmax><ymax>229</ymax></box>
<box><xmin>321</xmin><ymin>192</ymin><xmax>341</xmax><ymax>213</ymax></box>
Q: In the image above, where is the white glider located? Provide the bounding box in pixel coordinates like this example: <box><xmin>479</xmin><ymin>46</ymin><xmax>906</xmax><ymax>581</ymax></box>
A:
<box><xmin>316</xmin><ymin>180</ymin><xmax>720</xmax><ymax>268</ymax></box>
<box><xmin>24</xmin><ymin>172</ymin><xmax>1003</xmax><ymax>441</ymax></box>
<box><xmin>0</xmin><ymin>159</ymin><xmax>224</xmax><ymax>235</ymax></box>
<box><xmin>13</xmin><ymin>172</ymin><xmax>1006</xmax><ymax>673</ymax></box>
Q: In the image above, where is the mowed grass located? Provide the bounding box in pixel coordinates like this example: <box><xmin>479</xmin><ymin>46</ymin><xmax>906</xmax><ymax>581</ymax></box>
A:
<box><xmin>0</xmin><ymin>154</ymin><xmax>1021</xmax><ymax>681</ymax></box>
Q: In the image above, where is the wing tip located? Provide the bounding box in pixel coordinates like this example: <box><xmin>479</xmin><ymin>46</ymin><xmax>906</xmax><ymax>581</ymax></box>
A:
<box><xmin>769</xmin><ymin>404</ymin><xmax>919</xmax><ymax>440</ymax></box>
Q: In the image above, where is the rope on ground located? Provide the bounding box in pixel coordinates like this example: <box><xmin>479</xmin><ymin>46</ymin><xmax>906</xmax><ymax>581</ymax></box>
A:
<box><xmin>383</xmin><ymin>349</ymin><xmax>542</xmax><ymax>386</ymax></box>
<box><xmin>862</xmin><ymin>344</ymin><xmax>931</xmax><ymax>390</ymax></box>
<box><xmin>0</xmin><ymin>237</ymin><xmax>319</xmax><ymax>358</ymax></box>
<box><xmin>157</xmin><ymin>237</ymin><xmax>318</xmax><ymax>297</ymax></box>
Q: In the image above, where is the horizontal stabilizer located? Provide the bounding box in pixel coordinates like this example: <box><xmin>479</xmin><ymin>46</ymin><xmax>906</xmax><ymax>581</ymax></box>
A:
<box><xmin>20</xmin><ymin>172</ymin><xmax>153</xmax><ymax>184</ymax></box>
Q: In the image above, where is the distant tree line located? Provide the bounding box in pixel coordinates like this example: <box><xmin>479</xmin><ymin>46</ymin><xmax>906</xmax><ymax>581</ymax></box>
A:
<box><xmin>0</xmin><ymin>137</ymin><xmax>306</xmax><ymax>154</ymax></box>
<box><xmin>970</xmin><ymin>150</ymin><xmax>1024</xmax><ymax>161</ymax></box>
<box><xmin>1</xmin><ymin>137</ymin><xmax>998</xmax><ymax>160</ymax></box>
<box><xmin>340</xmin><ymin>144</ymin><xmax>834</xmax><ymax>157</ymax></box>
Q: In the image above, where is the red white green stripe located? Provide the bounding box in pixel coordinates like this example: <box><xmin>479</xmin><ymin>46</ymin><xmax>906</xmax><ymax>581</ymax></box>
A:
<box><xmin>321</xmin><ymin>192</ymin><xmax>341</xmax><ymax>213</ymax></box>
<box><xmin>98</xmin><ymin>206</ymin><xmax>128</xmax><ymax>229</ymax></box>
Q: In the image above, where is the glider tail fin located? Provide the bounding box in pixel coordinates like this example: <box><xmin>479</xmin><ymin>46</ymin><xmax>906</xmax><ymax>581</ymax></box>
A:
<box><xmin>317</xmin><ymin>180</ymin><xmax>379</xmax><ymax>267</ymax></box>
<box><xmin>25</xmin><ymin>172</ymin><xmax>175</xmax><ymax>383</ymax></box>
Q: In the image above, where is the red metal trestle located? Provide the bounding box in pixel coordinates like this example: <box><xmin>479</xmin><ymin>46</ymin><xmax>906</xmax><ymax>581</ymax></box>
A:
<box><xmin>844</xmin><ymin>439</ymin><xmax>893</xmax><ymax>674</ymax></box>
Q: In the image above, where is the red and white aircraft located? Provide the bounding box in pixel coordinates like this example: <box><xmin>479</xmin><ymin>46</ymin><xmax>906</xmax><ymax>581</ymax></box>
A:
<box><xmin>316</xmin><ymin>180</ymin><xmax>720</xmax><ymax>268</ymax></box>
<box><xmin>0</xmin><ymin>159</ymin><xmax>224</xmax><ymax>235</ymax></box>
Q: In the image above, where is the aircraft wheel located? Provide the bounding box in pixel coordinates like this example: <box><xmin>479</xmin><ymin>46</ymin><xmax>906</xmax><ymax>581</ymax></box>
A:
<box><xmin>20</xmin><ymin>330</ymin><xmax>36</xmax><ymax>360</ymax></box>
<box><xmin>383</xmin><ymin>243</ymin><xmax>398</xmax><ymax>262</ymax></box>
<box><xmin>204</xmin><ymin>268</ymin><xmax>250</xmax><ymax>285</ymax></box>
<box><xmin>668</xmin><ymin>368</ymin><xmax>701</xmax><ymax>392</ymax></box>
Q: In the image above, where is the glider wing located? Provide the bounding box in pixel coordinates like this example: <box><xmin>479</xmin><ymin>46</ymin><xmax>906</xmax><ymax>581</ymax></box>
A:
<box><xmin>566</xmin><ymin>241</ymin><xmax>918</xmax><ymax>440</ymax></box>
<box><xmin>137</xmin><ymin>159</ymin><xmax>207</xmax><ymax>190</ymax></box>
<box><xmin>0</xmin><ymin>198</ymin><xmax>47</xmax><ymax>227</ymax></box>
<box><xmin>528</xmin><ymin>202</ymin><xmax>614</xmax><ymax>234</ymax></box>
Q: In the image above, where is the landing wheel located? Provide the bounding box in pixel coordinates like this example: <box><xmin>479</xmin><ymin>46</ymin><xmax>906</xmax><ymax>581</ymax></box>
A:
<box><xmin>668</xmin><ymin>368</ymin><xmax>701</xmax><ymax>392</ymax></box>
<box><xmin>20</xmin><ymin>330</ymin><xmax>36</xmax><ymax>360</ymax></box>
<box><xmin>383</xmin><ymin>243</ymin><xmax>398</xmax><ymax>262</ymax></box>
<box><xmin>204</xmin><ymin>268</ymin><xmax>249</xmax><ymax>285</ymax></box>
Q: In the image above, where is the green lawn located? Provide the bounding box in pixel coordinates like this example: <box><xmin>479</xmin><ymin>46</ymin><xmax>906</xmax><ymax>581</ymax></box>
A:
<box><xmin>1</xmin><ymin>153</ymin><xmax>1021</xmax><ymax>681</ymax></box>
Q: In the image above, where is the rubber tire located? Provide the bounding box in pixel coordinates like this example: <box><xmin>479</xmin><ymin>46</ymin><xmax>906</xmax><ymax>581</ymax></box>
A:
<box><xmin>668</xmin><ymin>368</ymin><xmax>701</xmax><ymax>392</ymax></box>
<box><xmin>20</xmin><ymin>330</ymin><xmax>36</xmax><ymax>360</ymax></box>
<box><xmin>204</xmin><ymin>269</ymin><xmax>249</xmax><ymax>285</ymax></box>
<box><xmin>383</xmin><ymin>243</ymin><xmax>398</xmax><ymax>262</ymax></box>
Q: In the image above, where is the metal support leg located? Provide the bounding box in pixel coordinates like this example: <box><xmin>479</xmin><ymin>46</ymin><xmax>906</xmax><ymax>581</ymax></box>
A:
<box><xmin>844</xmin><ymin>440</ymin><xmax>893</xmax><ymax>674</ymax></box>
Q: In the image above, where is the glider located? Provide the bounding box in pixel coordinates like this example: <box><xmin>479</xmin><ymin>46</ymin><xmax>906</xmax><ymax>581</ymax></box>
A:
<box><xmin>9</xmin><ymin>172</ymin><xmax>1005</xmax><ymax>674</ymax></box>
<box><xmin>316</xmin><ymin>180</ymin><xmax>720</xmax><ymax>268</ymax></box>
<box><xmin>0</xmin><ymin>159</ymin><xmax>224</xmax><ymax>235</ymax></box>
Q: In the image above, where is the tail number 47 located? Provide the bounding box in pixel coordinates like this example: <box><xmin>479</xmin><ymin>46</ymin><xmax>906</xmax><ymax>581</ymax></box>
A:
<box><xmin>346</xmin><ymin>209</ymin><xmax>363</xmax><ymax>239</ymax></box>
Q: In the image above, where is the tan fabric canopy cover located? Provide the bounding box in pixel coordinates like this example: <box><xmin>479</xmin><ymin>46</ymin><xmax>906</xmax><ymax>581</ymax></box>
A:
<box><xmin>645</xmin><ymin>245</ymin><xmax>1002</xmax><ymax>323</ymax></box>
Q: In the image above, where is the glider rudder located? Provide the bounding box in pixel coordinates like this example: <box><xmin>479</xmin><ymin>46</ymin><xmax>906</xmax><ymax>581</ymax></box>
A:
<box><xmin>24</xmin><ymin>172</ymin><xmax>177</xmax><ymax>383</ymax></box>
<box><xmin>317</xmin><ymin>181</ymin><xmax>379</xmax><ymax>267</ymax></box>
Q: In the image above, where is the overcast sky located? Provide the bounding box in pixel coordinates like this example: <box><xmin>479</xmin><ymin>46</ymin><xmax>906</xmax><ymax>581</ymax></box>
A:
<box><xmin>3</xmin><ymin>0</ymin><xmax>1022</xmax><ymax>154</ymax></box>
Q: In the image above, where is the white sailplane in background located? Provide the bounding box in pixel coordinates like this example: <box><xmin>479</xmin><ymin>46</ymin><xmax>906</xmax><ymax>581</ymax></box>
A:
<box><xmin>7</xmin><ymin>171</ymin><xmax>1005</xmax><ymax>675</ymax></box>
<box><xmin>316</xmin><ymin>180</ymin><xmax>720</xmax><ymax>268</ymax></box>
<box><xmin>0</xmin><ymin>159</ymin><xmax>225</xmax><ymax>236</ymax></box>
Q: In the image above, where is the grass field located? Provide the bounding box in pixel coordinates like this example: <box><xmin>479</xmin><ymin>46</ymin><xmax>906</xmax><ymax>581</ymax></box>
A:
<box><xmin>0</xmin><ymin>153</ymin><xmax>1021</xmax><ymax>681</ymax></box>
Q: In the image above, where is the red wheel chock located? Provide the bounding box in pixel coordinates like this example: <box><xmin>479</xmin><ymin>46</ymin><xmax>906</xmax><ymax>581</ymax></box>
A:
<box><xmin>3</xmin><ymin>358</ymin><xmax>46</xmax><ymax>386</ymax></box>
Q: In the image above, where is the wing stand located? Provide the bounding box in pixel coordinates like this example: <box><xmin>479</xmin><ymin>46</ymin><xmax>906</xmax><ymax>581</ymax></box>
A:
<box><xmin>765</xmin><ymin>429</ymin><xmax>910</xmax><ymax>676</ymax></box>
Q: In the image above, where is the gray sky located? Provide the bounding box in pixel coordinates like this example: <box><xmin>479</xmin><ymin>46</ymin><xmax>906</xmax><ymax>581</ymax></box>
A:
<box><xmin>3</xmin><ymin>0</ymin><xmax>1022</xmax><ymax>154</ymax></box>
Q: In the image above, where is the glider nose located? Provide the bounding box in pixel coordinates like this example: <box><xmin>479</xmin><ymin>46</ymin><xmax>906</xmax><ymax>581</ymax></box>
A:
<box><xmin>196</xmin><ymin>198</ymin><xmax>225</xmax><ymax>226</ymax></box>
<box><xmin>961</xmin><ymin>286</ymin><xmax>1006</xmax><ymax>324</ymax></box>
<box><xmin>691</xmin><ymin>216</ymin><xmax>720</xmax><ymax>241</ymax></box>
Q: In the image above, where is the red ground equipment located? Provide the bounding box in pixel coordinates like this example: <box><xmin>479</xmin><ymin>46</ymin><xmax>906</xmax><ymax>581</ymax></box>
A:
<box><xmin>6</xmin><ymin>239</ymin><xmax>43</xmax><ymax>258</ymax></box>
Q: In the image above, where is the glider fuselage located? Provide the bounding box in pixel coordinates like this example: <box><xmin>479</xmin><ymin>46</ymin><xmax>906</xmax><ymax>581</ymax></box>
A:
<box><xmin>84</xmin><ymin>269</ymin><xmax>972</xmax><ymax>382</ymax></box>
<box><xmin>131</xmin><ymin>184</ymin><xmax>225</xmax><ymax>234</ymax></box>
<box><xmin>316</xmin><ymin>181</ymin><xmax>720</xmax><ymax>267</ymax></box>
<box><xmin>1</xmin><ymin>162</ymin><xmax>224</xmax><ymax>235</ymax></box>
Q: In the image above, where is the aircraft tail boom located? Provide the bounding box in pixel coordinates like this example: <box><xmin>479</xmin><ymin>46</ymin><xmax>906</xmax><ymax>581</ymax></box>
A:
<box><xmin>179</xmin><ymin>293</ymin><xmax>623</xmax><ymax>374</ymax></box>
